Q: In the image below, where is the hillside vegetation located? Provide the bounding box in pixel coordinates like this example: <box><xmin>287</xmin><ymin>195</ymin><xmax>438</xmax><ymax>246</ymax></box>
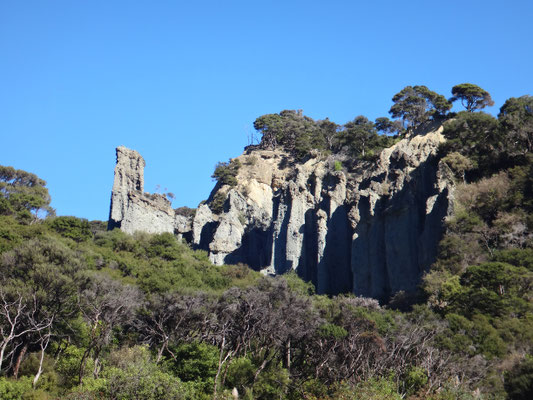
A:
<box><xmin>1</xmin><ymin>85</ymin><xmax>532</xmax><ymax>399</ymax></box>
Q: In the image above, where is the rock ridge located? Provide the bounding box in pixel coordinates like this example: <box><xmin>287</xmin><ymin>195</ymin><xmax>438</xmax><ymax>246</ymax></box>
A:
<box><xmin>108</xmin><ymin>126</ymin><xmax>455</xmax><ymax>300</ymax></box>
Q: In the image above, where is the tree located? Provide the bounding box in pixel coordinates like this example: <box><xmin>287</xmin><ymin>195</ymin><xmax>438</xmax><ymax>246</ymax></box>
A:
<box><xmin>136</xmin><ymin>293</ymin><xmax>207</xmax><ymax>363</ymax></box>
<box><xmin>389</xmin><ymin>86</ymin><xmax>451</xmax><ymax>131</ymax></box>
<box><xmin>440</xmin><ymin>111</ymin><xmax>503</xmax><ymax>177</ymax></box>
<box><xmin>253</xmin><ymin>110</ymin><xmax>325</xmax><ymax>156</ymax></box>
<box><xmin>0</xmin><ymin>166</ymin><xmax>53</xmax><ymax>223</ymax></box>
<box><xmin>505</xmin><ymin>356</ymin><xmax>533</xmax><ymax>400</ymax></box>
<box><xmin>47</xmin><ymin>216</ymin><xmax>93</xmax><ymax>242</ymax></box>
<box><xmin>450</xmin><ymin>83</ymin><xmax>494</xmax><ymax>112</ymax></box>
<box><xmin>0</xmin><ymin>237</ymin><xmax>82</xmax><ymax>382</ymax></box>
<box><xmin>253</xmin><ymin>114</ymin><xmax>285</xmax><ymax>149</ymax></box>
<box><xmin>498</xmin><ymin>95</ymin><xmax>533</xmax><ymax>154</ymax></box>
<box><xmin>317</xmin><ymin>118</ymin><xmax>339</xmax><ymax>150</ymax></box>
<box><xmin>341</xmin><ymin>116</ymin><xmax>379</xmax><ymax>157</ymax></box>
<box><xmin>77</xmin><ymin>273</ymin><xmax>142</xmax><ymax>384</ymax></box>
<box><xmin>374</xmin><ymin>117</ymin><xmax>403</xmax><ymax>136</ymax></box>
<box><xmin>212</xmin><ymin>159</ymin><xmax>241</xmax><ymax>187</ymax></box>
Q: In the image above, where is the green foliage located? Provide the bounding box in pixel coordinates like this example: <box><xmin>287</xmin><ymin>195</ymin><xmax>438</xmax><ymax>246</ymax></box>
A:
<box><xmin>493</xmin><ymin>248</ymin><xmax>533</xmax><ymax>271</ymax></box>
<box><xmin>253</xmin><ymin>113</ymin><xmax>285</xmax><ymax>149</ymax></box>
<box><xmin>225</xmin><ymin>357</ymin><xmax>255</xmax><ymax>395</ymax></box>
<box><xmin>349</xmin><ymin>377</ymin><xmax>401</xmax><ymax>400</ymax></box>
<box><xmin>340</xmin><ymin>116</ymin><xmax>378</xmax><ymax>157</ymax></box>
<box><xmin>18</xmin><ymin>353</ymin><xmax>58</xmax><ymax>393</ymax></box>
<box><xmin>251</xmin><ymin>363</ymin><xmax>290</xmax><ymax>400</ymax></box>
<box><xmin>451</xmin><ymin>262</ymin><xmax>533</xmax><ymax>319</ymax></box>
<box><xmin>426</xmin><ymin>135</ymin><xmax>533</xmax><ymax>375</ymax></box>
<box><xmin>253</xmin><ymin>110</ymin><xmax>330</xmax><ymax>156</ymax></box>
<box><xmin>441</xmin><ymin>152</ymin><xmax>474</xmax><ymax>182</ymax></box>
<box><xmin>209</xmin><ymin>191</ymin><xmax>227</xmax><ymax>214</ymax></box>
<box><xmin>389</xmin><ymin>85</ymin><xmax>451</xmax><ymax>130</ymax></box>
<box><xmin>174</xmin><ymin>206</ymin><xmax>196</xmax><ymax>218</ymax></box>
<box><xmin>374</xmin><ymin>116</ymin><xmax>403</xmax><ymax>135</ymax></box>
<box><xmin>0</xmin><ymin>166</ymin><xmax>53</xmax><ymax>223</ymax></box>
<box><xmin>318</xmin><ymin>323</ymin><xmax>348</xmax><ymax>339</ymax></box>
<box><xmin>440</xmin><ymin>111</ymin><xmax>503</xmax><ymax>178</ymax></box>
<box><xmin>505</xmin><ymin>356</ymin><xmax>533</xmax><ymax>400</ymax></box>
<box><xmin>283</xmin><ymin>270</ymin><xmax>315</xmax><ymax>295</ymax></box>
<box><xmin>46</xmin><ymin>216</ymin><xmax>92</xmax><ymax>242</ymax></box>
<box><xmin>0</xmin><ymin>377</ymin><xmax>34</xmax><ymax>400</ymax></box>
<box><xmin>101</xmin><ymin>346</ymin><xmax>192</xmax><ymax>400</ymax></box>
<box><xmin>212</xmin><ymin>159</ymin><xmax>241</xmax><ymax>187</ymax></box>
<box><xmin>54</xmin><ymin>343</ymin><xmax>95</xmax><ymax>389</ymax></box>
<box><xmin>252</xmin><ymin>109</ymin><xmax>396</xmax><ymax>162</ymax></box>
<box><xmin>334</xmin><ymin>160</ymin><xmax>343</xmax><ymax>171</ymax></box>
<box><xmin>499</xmin><ymin>95</ymin><xmax>533</xmax><ymax>154</ymax></box>
<box><xmin>168</xmin><ymin>342</ymin><xmax>218</xmax><ymax>384</ymax></box>
<box><xmin>450</xmin><ymin>83</ymin><xmax>494</xmax><ymax>112</ymax></box>
<box><xmin>401</xmin><ymin>366</ymin><xmax>428</xmax><ymax>396</ymax></box>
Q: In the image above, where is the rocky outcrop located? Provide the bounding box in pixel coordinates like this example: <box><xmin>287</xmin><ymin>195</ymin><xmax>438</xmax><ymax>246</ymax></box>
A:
<box><xmin>108</xmin><ymin>146</ymin><xmax>191</xmax><ymax>237</ymax></box>
<box><xmin>108</xmin><ymin>125</ymin><xmax>455</xmax><ymax>301</ymax></box>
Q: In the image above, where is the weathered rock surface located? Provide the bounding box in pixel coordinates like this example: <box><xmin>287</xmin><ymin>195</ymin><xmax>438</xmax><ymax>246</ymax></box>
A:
<box><xmin>108</xmin><ymin>146</ymin><xmax>181</xmax><ymax>235</ymax></box>
<box><xmin>108</xmin><ymin>125</ymin><xmax>455</xmax><ymax>300</ymax></box>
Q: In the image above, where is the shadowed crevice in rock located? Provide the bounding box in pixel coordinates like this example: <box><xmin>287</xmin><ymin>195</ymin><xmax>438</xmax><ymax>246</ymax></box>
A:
<box><xmin>223</xmin><ymin>226</ymin><xmax>273</xmax><ymax>270</ymax></box>
<box><xmin>198</xmin><ymin>221</ymin><xmax>218</xmax><ymax>250</ymax></box>
<box><xmin>319</xmin><ymin>205</ymin><xmax>353</xmax><ymax>295</ymax></box>
<box><xmin>296</xmin><ymin>209</ymin><xmax>318</xmax><ymax>286</ymax></box>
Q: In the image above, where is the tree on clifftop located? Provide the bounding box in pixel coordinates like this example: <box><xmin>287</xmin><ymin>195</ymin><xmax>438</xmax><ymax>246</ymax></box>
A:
<box><xmin>389</xmin><ymin>85</ymin><xmax>451</xmax><ymax>132</ymax></box>
<box><xmin>498</xmin><ymin>95</ymin><xmax>533</xmax><ymax>154</ymax></box>
<box><xmin>253</xmin><ymin>113</ymin><xmax>284</xmax><ymax>149</ymax></box>
<box><xmin>450</xmin><ymin>83</ymin><xmax>494</xmax><ymax>112</ymax></box>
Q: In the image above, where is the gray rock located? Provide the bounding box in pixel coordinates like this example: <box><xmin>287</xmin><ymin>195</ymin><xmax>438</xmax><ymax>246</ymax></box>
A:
<box><xmin>108</xmin><ymin>146</ymin><xmax>189</xmax><ymax>235</ymax></box>
<box><xmin>108</xmin><ymin>124</ymin><xmax>454</xmax><ymax>301</ymax></box>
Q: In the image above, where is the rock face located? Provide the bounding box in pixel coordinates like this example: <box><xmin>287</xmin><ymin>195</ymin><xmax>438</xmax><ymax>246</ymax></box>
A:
<box><xmin>108</xmin><ymin>125</ymin><xmax>455</xmax><ymax>301</ymax></box>
<box><xmin>108</xmin><ymin>146</ymin><xmax>191</xmax><ymax>236</ymax></box>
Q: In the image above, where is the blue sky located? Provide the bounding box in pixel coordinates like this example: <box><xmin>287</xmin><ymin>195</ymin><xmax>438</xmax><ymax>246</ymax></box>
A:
<box><xmin>1</xmin><ymin>0</ymin><xmax>531</xmax><ymax>221</ymax></box>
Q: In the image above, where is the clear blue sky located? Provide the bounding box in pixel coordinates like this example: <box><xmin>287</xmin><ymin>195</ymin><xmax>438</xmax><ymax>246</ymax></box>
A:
<box><xmin>1</xmin><ymin>0</ymin><xmax>531</xmax><ymax>221</ymax></box>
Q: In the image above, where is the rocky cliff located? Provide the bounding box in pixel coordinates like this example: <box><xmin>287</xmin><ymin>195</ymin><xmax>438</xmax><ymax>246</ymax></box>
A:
<box><xmin>108</xmin><ymin>126</ymin><xmax>454</xmax><ymax>300</ymax></box>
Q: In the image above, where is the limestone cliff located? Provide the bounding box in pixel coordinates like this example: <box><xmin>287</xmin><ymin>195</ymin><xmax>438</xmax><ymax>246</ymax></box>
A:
<box><xmin>108</xmin><ymin>126</ymin><xmax>454</xmax><ymax>301</ymax></box>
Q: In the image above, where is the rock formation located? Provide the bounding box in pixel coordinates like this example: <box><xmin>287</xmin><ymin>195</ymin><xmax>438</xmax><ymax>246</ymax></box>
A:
<box><xmin>108</xmin><ymin>146</ymin><xmax>190</xmax><ymax>237</ymax></box>
<box><xmin>108</xmin><ymin>125</ymin><xmax>455</xmax><ymax>301</ymax></box>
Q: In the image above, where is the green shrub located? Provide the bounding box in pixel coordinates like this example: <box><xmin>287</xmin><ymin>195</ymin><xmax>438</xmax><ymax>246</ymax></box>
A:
<box><xmin>225</xmin><ymin>357</ymin><xmax>255</xmax><ymax>394</ymax></box>
<box><xmin>212</xmin><ymin>159</ymin><xmax>241</xmax><ymax>187</ymax></box>
<box><xmin>47</xmin><ymin>216</ymin><xmax>92</xmax><ymax>242</ymax></box>
<box><xmin>209</xmin><ymin>192</ymin><xmax>226</xmax><ymax>214</ymax></box>
<box><xmin>402</xmin><ymin>366</ymin><xmax>428</xmax><ymax>396</ymax></box>
<box><xmin>505</xmin><ymin>356</ymin><xmax>533</xmax><ymax>400</ymax></box>
<box><xmin>0</xmin><ymin>377</ymin><xmax>33</xmax><ymax>400</ymax></box>
<box><xmin>174</xmin><ymin>207</ymin><xmax>196</xmax><ymax>218</ymax></box>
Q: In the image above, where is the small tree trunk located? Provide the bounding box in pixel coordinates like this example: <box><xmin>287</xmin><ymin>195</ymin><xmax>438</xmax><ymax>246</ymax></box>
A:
<box><xmin>33</xmin><ymin>334</ymin><xmax>50</xmax><ymax>388</ymax></box>
<box><xmin>93</xmin><ymin>356</ymin><xmax>100</xmax><ymax>379</ymax></box>
<box><xmin>286</xmin><ymin>339</ymin><xmax>291</xmax><ymax>371</ymax></box>
<box><xmin>78</xmin><ymin>346</ymin><xmax>92</xmax><ymax>385</ymax></box>
<box><xmin>156</xmin><ymin>340</ymin><xmax>167</xmax><ymax>363</ymax></box>
<box><xmin>0</xmin><ymin>338</ymin><xmax>13</xmax><ymax>373</ymax></box>
<box><xmin>13</xmin><ymin>342</ymin><xmax>28</xmax><ymax>379</ymax></box>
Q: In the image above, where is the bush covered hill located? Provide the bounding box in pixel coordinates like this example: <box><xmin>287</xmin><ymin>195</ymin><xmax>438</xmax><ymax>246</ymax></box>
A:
<box><xmin>1</xmin><ymin>84</ymin><xmax>532</xmax><ymax>399</ymax></box>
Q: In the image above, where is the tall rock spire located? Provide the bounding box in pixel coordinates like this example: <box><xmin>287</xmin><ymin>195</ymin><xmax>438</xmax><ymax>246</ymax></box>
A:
<box><xmin>108</xmin><ymin>146</ymin><xmax>146</xmax><ymax>230</ymax></box>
